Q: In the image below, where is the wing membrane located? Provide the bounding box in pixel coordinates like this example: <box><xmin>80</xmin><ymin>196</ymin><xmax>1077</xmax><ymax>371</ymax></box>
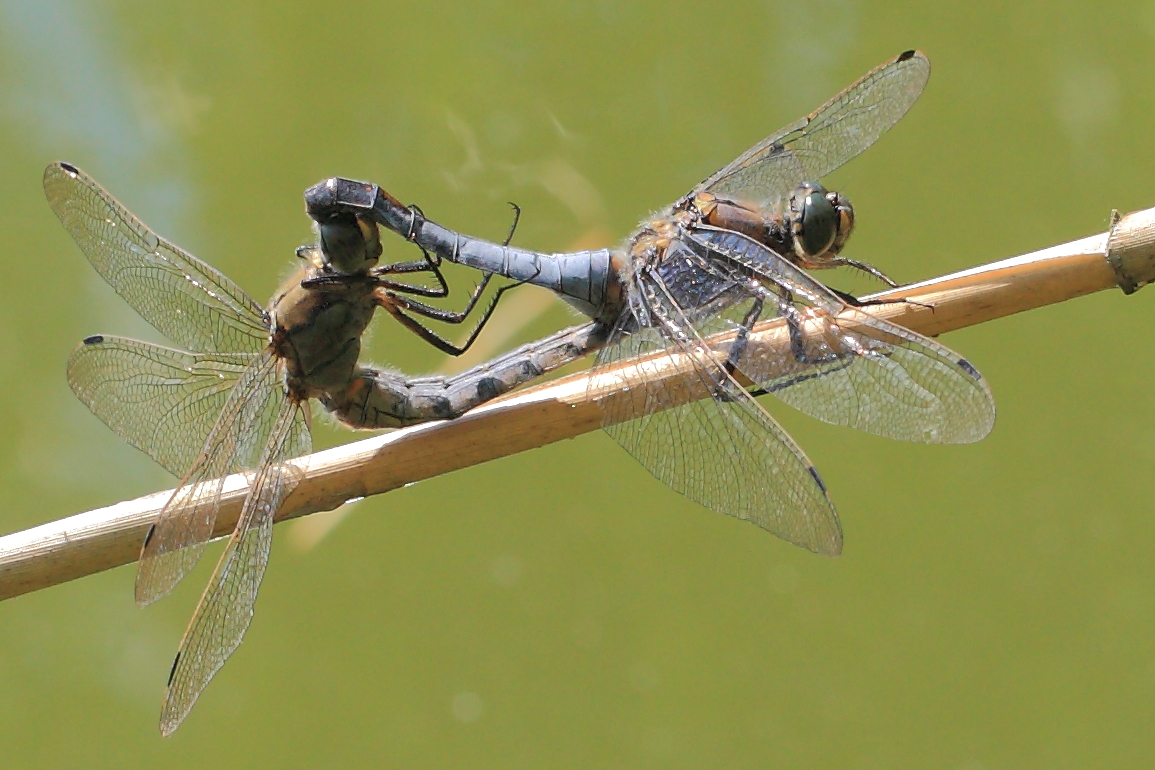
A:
<box><xmin>159</xmin><ymin>394</ymin><xmax>310</xmax><ymax>736</ymax></box>
<box><xmin>67</xmin><ymin>336</ymin><xmax>256</xmax><ymax>477</ymax></box>
<box><xmin>44</xmin><ymin>162</ymin><xmax>267</xmax><ymax>354</ymax></box>
<box><xmin>135</xmin><ymin>350</ymin><xmax>288</xmax><ymax>606</ymax></box>
<box><xmin>698</xmin><ymin>51</ymin><xmax>930</xmax><ymax>208</ymax></box>
<box><xmin>688</xmin><ymin>228</ymin><xmax>995</xmax><ymax>443</ymax></box>
<box><xmin>590</xmin><ymin>275</ymin><xmax>841</xmax><ymax>555</ymax></box>
<box><xmin>751</xmin><ymin>306</ymin><xmax>995</xmax><ymax>444</ymax></box>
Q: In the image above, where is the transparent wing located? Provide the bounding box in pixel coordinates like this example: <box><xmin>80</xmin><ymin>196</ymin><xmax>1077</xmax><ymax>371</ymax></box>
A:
<box><xmin>589</xmin><ymin>276</ymin><xmax>842</xmax><ymax>556</ymax></box>
<box><xmin>687</xmin><ymin>228</ymin><xmax>996</xmax><ymax>444</ymax></box>
<box><xmin>697</xmin><ymin>50</ymin><xmax>930</xmax><ymax>208</ymax></box>
<box><xmin>67</xmin><ymin>336</ymin><xmax>257</xmax><ymax>477</ymax></box>
<box><xmin>44</xmin><ymin>162</ymin><xmax>268</xmax><ymax>354</ymax></box>
<box><xmin>135</xmin><ymin>350</ymin><xmax>290</xmax><ymax>606</ymax></box>
<box><xmin>159</xmin><ymin>394</ymin><xmax>310</xmax><ymax>736</ymax></box>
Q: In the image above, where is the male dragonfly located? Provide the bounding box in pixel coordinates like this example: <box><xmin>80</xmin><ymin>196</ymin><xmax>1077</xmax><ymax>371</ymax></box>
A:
<box><xmin>304</xmin><ymin>50</ymin><xmax>997</xmax><ymax>557</ymax></box>
<box><xmin>46</xmin><ymin>162</ymin><xmax>602</xmax><ymax>734</ymax></box>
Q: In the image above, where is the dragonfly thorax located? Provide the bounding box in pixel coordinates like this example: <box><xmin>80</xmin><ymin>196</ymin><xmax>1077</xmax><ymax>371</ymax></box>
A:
<box><xmin>269</xmin><ymin>266</ymin><xmax>378</xmax><ymax>400</ymax></box>
<box><xmin>693</xmin><ymin>192</ymin><xmax>774</xmax><ymax>244</ymax></box>
<box><xmin>627</xmin><ymin>212</ymin><xmax>686</xmax><ymax>271</ymax></box>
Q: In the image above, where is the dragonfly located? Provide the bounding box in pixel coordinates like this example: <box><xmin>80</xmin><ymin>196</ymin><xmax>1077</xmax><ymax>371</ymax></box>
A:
<box><xmin>304</xmin><ymin>50</ymin><xmax>997</xmax><ymax>556</ymax></box>
<box><xmin>46</xmin><ymin>161</ymin><xmax>604</xmax><ymax>734</ymax></box>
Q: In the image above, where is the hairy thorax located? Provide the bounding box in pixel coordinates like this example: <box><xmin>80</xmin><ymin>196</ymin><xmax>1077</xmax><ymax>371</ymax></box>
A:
<box><xmin>268</xmin><ymin>266</ymin><xmax>378</xmax><ymax>401</ymax></box>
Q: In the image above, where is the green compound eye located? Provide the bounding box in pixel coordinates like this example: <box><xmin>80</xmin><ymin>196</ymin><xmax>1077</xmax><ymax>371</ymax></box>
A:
<box><xmin>798</xmin><ymin>189</ymin><xmax>838</xmax><ymax>258</ymax></box>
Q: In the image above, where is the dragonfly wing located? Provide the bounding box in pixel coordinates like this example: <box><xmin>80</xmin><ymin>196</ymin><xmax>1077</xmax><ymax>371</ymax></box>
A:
<box><xmin>44</xmin><ymin>162</ymin><xmax>268</xmax><ymax>354</ymax></box>
<box><xmin>135</xmin><ymin>350</ymin><xmax>288</xmax><ymax>606</ymax></box>
<box><xmin>754</xmin><ymin>305</ymin><xmax>996</xmax><ymax>444</ymax></box>
<box><xmin>67</xmin><ymin>336</ymin><xmax>256</xmax><ymax>477</ymax></box>
<box><xmin>698</xmin><ymin>51</ymin><xmax>930</xmax><ymax>208</ymax></box>
<box><xmin>589</xmin><ymin>276</ymin><xmax>841</xmax><ymax>556</ymax></box>
<box><xmin>159</xmin><ymin>393</ymin><xmax>310</xmax><ymax>736</ymax></box>
<box><xmin>688</xmin><ymin>228</ymin><xmax>996</xmax><ymax>444</ymax></box>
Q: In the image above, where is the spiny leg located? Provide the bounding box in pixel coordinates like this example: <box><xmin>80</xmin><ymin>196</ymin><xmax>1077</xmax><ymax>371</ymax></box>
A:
<box><xmin>380</xmin><ymin>272</ymin><xmax>536</xmax><ymax>356</ymax></box>
<box><xmin>822</xmin><ymin>260</ymin><xmax>935</xmax><ymax>311</ymax></box>
<box><xmin>732</xmin><ymin>283</ymin><xmax>863</xmax><ymax>397</ymax></box>
<box><xmin>723</xmin><ymin>293</ymin><xmax>764</xmax><ymax>377</ymax></box>
<box><xmin>374</xmin><ymin>200</ymin><xmax>520</xmax><ymax>301</ymax></box>
<box><xmin>373</xmin><ymin>241</ymin><xmax>452</xmax><ymax>298</ymax></box>
<box><xmin>381</xmin><ymin>302</ymin><xmax>478</xmax><ymax>356</ymax></box>
<box><xmin>829</xmin><ymin>256</ymin><xmax>899</xmax><ymax>288</ymax></box>
<box><xmin>710</xmin><ymin>290</ymin><xmax>864</xmax><ymax>401</ymax></box>
<box><xmin>366</xmin><ymin>204</ymin><xmax>456</xmax><ymax>297</ymax></box>
<box><xmin>827</xmin><ymin>286</ymin><xmax>935</xmax><ymax>312</ymax></box>
<box><xmin>501</xmin><ymin>202</ymin><xmax>521</xmax><ymax>247</ymax></box>
<box><xmin>384</xmin><ymin>278</ymin><xmax>495</xmax><ymax>324</ymax></box>
<box><xmin>744</xmin><ymin>284</ymin><xmax>848</xmax><ymax>368</ymax></box>
<box><xmin>378</xmin><ymin>201</ymin><xmax>532</xmax><ymax>355</ymax></box>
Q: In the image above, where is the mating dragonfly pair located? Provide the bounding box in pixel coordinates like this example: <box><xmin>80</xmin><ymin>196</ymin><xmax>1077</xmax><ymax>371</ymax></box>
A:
<box><xmin>48</xmin><ymin>49</ymin><xmax>994</xmax><ymax>735</ymax></box>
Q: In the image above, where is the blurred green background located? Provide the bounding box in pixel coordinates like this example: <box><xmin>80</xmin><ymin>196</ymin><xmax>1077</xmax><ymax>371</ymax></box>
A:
<box><xmin>3</xmin><ymin>0</ymin><xmax>1155</xmax><ymax>766</ymax></box>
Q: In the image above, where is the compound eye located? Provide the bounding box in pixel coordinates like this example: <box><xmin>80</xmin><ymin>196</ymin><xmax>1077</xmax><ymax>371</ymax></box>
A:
<box><xmin>798</xmin><ymin>189</ymin><xmax>838</xmax><ymax>258</ymax></box>
<box><xmin>835</xmin><ymin>207</ymin><xmax>854</xmax><ymax>247</ymax></box>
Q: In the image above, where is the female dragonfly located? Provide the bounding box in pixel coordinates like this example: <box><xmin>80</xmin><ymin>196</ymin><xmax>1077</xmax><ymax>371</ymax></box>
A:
<box><xmin>46</xmin><ymin>162</ymin><xmax>602</xmax><ymax>734</ymax></box>
<box><xmin>304</xmin><ymin>50</ymin><xmax>997</xmax><ymax>558</ymax></box>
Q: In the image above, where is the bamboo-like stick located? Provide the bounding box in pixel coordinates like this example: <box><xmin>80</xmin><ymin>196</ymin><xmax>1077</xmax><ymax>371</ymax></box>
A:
<box><xmin>2</xmin><ymin>207</ymin><xmax>1154</xmax><ymax>601</ymax></box>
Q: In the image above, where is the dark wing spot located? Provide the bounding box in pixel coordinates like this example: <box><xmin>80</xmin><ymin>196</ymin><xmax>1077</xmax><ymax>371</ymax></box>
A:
<box><xmin>167</xmin><ymin>652</ymin><xmax>181</xmax><ymax>686</ymax></box>
<box><xmin>898</xmin><ymin>50</ymin><xmax>916</xmax><ymax>62</ymax></box>
<box><xmin>807</xmin><ymin>466</ymin><xmax>828</xmax><ymax>495</ymax></box>
<box><xmin>957</xmin><ymin>358</ymin><xmax>981</xmax><ymax>380</ymax></box>
<box><xmin>82</xmin><ymin>335</ymin><xmax>104</xmax><ymax>345</ymax></box>
<box><xmin>59</xmin><ymin>161</ymin><xmax>79</xmax><ymax>174</ymax></box>
<box><xmin>143</xmin><ymin>523</ymin><xmax>155</xmax><ymax>548</ymax></box>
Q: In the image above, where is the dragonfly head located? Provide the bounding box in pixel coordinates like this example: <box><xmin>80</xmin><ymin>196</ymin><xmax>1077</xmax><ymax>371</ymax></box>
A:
<box><xmin>788</xmin><ymin>183</ymin><xmax>854</xmax><ymax>265</ymax></box>
<box><xmin>313</xmin><ymin>213</ymin><xmax>383</xmax><ymax>275</ymax></box>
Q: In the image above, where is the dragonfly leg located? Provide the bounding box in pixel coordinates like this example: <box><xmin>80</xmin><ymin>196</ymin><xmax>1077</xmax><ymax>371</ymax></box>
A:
<box><xmin>371</xmin><ymin>242</ymin><xmax>451</xmax><ymax>298</ymax></box>
<box><xmin>501</xmin><ymin>202</ymin><xmax>522</xmax><ymax>247</ymax></box>
<box><xmin>373</xmin><ymin>257</ymin><xmax>441</xmax><ymax>274</ymax></box>
<box><xmin>723</xmin><ymin>296</ymin><xmax>764</xmax><ymax>376</ymax></box>
<box><xmin>404</xmin><ymin>203</ymin><xmax>427</xmax><ymax>241</ymax></box>
<box><xmin>383</xmin><ymin>274</ymin><xmax>494</xmax><ymax>323</ymax></box>
<box><xmin>828</xmin><ymin>257</ymin><xmax>899</xmax><ymax>288</ymax></box>
<box><xmin>763</xmin><ymin>287</ymin><xmax>852</xmax><ymax>368</ymax></box>
<box><xmin>375</xmin><ymin>206</ymin><xmax>540</xmax><ymax>356</ymax></box>
<box><xmin>372</xmin><ymin>201</ymin><xmax>521</xmax><ymax>302</ymax></box>
<box><xmin>377</xmin><ymin>307</ymin><xmax>474</xmax><ymax>356</ymax></box>
<box><xmin>321</xmin><ymin>321</ymin><xmax>608</xmax><ymax>428</ymax></box>
<box><xmin>404</xmin><ymin>200</ymin><xmax>520</xmax><ymax>247</ymax></box>
<box><xmin>729</xmin><ymin>284</ymin><xmax>863</xmax><ymax>397</ymax></box>
<box><xmin>828</xmin><ymin>285</ymin><xmax>936</xmax><ymax>312</ymax></box>
<box><xmin>377</xmin><ymin>273</ymin><xmax>528</xmax><ymax>356</ymax></box>
<box><xmin>297</xmin><ymin>250</ymin><xmax>456</xmax><ymax>298</ymax></box>
<box><xmin>378</xmin><ymin>301</ymin><xmax>481</xmax><ymax>356</ymax></box>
